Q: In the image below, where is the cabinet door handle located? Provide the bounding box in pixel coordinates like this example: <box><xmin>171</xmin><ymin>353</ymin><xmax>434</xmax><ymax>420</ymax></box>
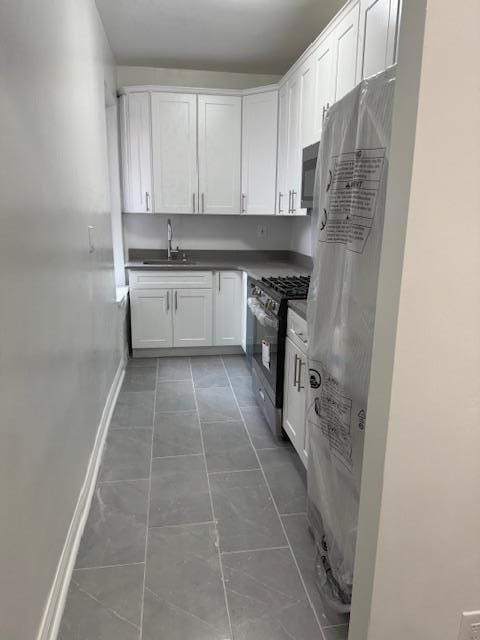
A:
<box><xmin>297</xmin><ymin>359</ymin><xmax>305</xmax><ymax>391</ymax></box>
<box><xmin>278</xmin><ymin>192</ymin><xmax>283</xmax><ymax>214</ymax></box>
<box><xmin>174</xmin><ymin>290</ymin><xmax>178</xmax><ymax>311</ymax></box>
<box><xmin>291</xmin><ymin>190</ymin><xmax>297</xmax><ymax>213</ymax></box>
<box><xmin>218</xmin><ymin>273</ymin><xmax>221</xmax><ymax>292</ymax></box>
<box><xmin>201</xmin><ymin>193</ymin><xmax>205</xmax><ymax>213</ymax></box>
<box><xmin>166</xmin><ymin>290</ymin><xmax>169</xmax><ymax>312</ymax></box>
<box><xmin>241</xmin><ymin>193</ymin><xmax>246</xmax><ymax>213</ymax></box>
<box><xmin>192</xmin><ymin>193</ymin><xmax>196</xmax><ymax>213</ymax></box>
<box><xmin>288</xmin><ymin>190</ymin><xmax>292</xmax><ymax>213</ymax></box>
<box><xmin>145</xmin><ymin>191</ymin><xmax>150</xmax><ymax>212</ymax></box>
<box><xmin>293</xmin><ymin>353</ymin><xmax>299</xmax><ymax>387</ymax></box>
<box><xmin>322</xmin><ymin>105</ymin><xmax>326</xmax><ymax>124</ymax></box>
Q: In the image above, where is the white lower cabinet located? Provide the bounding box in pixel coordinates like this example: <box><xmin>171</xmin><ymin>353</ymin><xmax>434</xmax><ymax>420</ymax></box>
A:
<box><xmin>283</xmin><ymin>310</ymin><xmax>309</xmax><ymax>467</ymax></box>
<box><xmin>173</xmin><ymin>288</ymin><xmax>213</xmax><ymax>347</ymax></box>
<box><xmin>130</xmin><ymin>270</ymin><xmax>243</xmax><ymax>351</ymax></box>
<box><xmin>130</xmin><ymin>288</ymin><xmax>173</xmax><ymax>349</ymax></box>
<box><xmin>214</xmin><ymin>271</ymin><xmax>243</xmax><ymax>346</ymax></box>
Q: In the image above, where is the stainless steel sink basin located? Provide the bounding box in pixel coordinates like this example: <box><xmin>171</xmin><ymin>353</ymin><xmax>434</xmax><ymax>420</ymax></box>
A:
<box><xmin>142</xmin><ymin>259</ymin><xmax>197</xmax><ymax>266</ymax></box>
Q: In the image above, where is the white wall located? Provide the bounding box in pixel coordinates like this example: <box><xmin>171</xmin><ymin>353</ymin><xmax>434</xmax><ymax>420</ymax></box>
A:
<box><xmin>0</xmin><ymin>1</ymin><xmax>121</xmax><ymax>638</ymax></box>
<box><xmin>123</xmin><ymin>213</ymin><xmax>297</xmax><ymax>252</ymax></box>
<box><xmin>350</xmin><ymin>1</ymin><xmax>480</xmax><ymax>638</ymax></box>
<box><xmin>117</xmin><ymin>64</ymin><xmax>281</xmax><ymax>89</ymax></box>
<box><xmin>289</xmin><ymin>215</ymin><xmax>314</xmax><ymax>256</ymax></box>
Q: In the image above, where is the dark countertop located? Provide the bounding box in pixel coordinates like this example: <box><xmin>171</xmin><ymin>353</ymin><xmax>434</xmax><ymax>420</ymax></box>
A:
<box><xmin>288</xmin><ymin>299</ymin><xmax>308</xmax><ymax>321</ymax></box>
<box><xmin>125</xmin><ymin>250</ymin><xmax>312</xmax><ymax>281</ymax></box>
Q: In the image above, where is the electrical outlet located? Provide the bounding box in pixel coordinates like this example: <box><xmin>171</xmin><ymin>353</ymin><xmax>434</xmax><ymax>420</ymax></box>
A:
<box><xmin>459</xmin><ymin>611</ymin><xmax>480</xmax><ymax>640</ymax></box>
<box><xmin>257</xmin><ymin>224</ymin><xmax>267</xmax><ymax>239</ymax></box>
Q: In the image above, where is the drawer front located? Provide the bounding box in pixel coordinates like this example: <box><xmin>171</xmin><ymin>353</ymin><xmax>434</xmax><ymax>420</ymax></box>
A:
<box><xmin>287</xmin><ymin>308</ymin><xmax>308</xmax><ymax>353</ymax></box>
<box><xmin>129</xmin><ymin>270</ymin><xmax>213</xmax><ymax>289</ymax></box>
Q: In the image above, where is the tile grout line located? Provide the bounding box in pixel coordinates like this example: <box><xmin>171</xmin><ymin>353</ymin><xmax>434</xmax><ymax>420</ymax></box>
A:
<box><xmin>74</xmin><ymin>561</ymin><xmax>145</xmax><ymax>572</ymax></box>
<box><xmin>207</xmin><ymin>467</ymin><xmax>261</xmax><ymax>476</ymax></box>
<box><xmin>152</xmin><ymin>452</ymin><xmax>204</xmax><ymax>460</ymax></box>
<box><xmin>148</xmin><ymin>520</ymin><xmax>217</xmax><ymax>530</ymax></box>
<box><xmin>190</xmin><ymin>357</ymin><xmax>234</xmax><ymax>640</ymax></box>
<box><xmin>138</xmin><ymin>358</ymin><xmax>159</xmax><ymax>640</ymax></box>
<box><xmin>221</xmin><ymin>545</ymin><xmax>290</xmax><ymax>556</ymax></box>
<box><xmin>220</xmin><ymin>355</ymin><xmax>327</xmax><ymax>640</ymax></box>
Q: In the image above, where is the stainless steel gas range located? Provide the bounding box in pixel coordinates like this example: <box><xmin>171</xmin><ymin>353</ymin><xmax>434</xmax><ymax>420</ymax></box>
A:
<box><xmin>246</xmin><ymin>275</ymin><xmax>310</xmax><ymax>438</ymax></box>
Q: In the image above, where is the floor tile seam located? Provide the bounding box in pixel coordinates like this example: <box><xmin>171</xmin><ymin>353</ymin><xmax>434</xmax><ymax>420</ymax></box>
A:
<box><xmin>191</xmin><ymin>357</ymin><xmax>234</xmax><ymax>640</ymax></box>
<box><xmin>110</xmin><ymin>424</ymin><xmax>154</xmax><ymax>430</ymax></box>
<box><xmin>193</xmin><ymin>383</ymin><xmax>230</xmax><ymax>390</ymax></box>
<box><xmin>151</xmin><ymin>452</ymin><xmax>204</xmax><ymax>461</ymax></box>
<box><xmin>148</xmin><ymin>520</ymin><xmax>217</xmax><ymax>531</ymax></box>
<box><xmin>220</xmin><ymin>545</ymin><xmax>290</xmax><ymax>556</ymax></box>
<box><xmin>207</xmin><ymin>467</ymin><xmax>261</xmax><ymax>476</ymax></box>
<box><xmin>97</xmin><ymin>477</ymin><xmax>150</xmax><ymax>485</ymax></box>
<box><xmin>220</xmin><ymin>355</ymin><xmax>326</xmax><ymax>640</ymax></box>
<box><xmin>139</xmin><ymin>358</ymin><xmax>158</xmax><ymax>640</ymax></box>
<box><xmin>105</xmin><ymin>426</ymin><xmax>153</xmax><ymax>431</ymax></box>
<box><xmin>74</xmin><ymin>561</ymin><xmax>145</xmax><ymax>572</ymax></box>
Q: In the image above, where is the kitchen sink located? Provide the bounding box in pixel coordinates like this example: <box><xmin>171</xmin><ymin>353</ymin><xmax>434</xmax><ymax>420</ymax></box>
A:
<box><xmin>142</xmin><ymin>259</ymin><xmax>197</xmax><ymax>266</ymax></box>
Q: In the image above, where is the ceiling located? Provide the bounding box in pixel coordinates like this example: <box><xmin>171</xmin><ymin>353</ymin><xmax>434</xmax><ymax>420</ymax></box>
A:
<box><xmin>96</xmin><ymin>0</ymin><xmax>345</xmax><ymax>75</ymax></box>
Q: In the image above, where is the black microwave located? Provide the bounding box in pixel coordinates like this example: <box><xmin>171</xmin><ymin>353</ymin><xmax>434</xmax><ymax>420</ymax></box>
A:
<box><xmin>301</xmin><ymin>141</ymin><xmax>320</xmax><ymax>211</ymax></box>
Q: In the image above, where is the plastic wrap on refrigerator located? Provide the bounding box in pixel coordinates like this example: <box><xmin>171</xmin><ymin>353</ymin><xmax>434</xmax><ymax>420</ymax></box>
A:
<box><xmin>306</xmin><ymin>67</ymin><xmax>396</xmax><ymax>611</ymax></box>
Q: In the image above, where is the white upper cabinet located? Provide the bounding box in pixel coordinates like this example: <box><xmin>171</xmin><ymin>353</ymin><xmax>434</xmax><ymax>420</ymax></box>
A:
<box><xmin>173</xmin><ymin>288</ymin><xmax>213</xmax><ymax>347</ymax></box>
<box><xmin>120</xmin><ymin>92</ymin><xmax>153</xmax><ymax>213</ymax></box>
<box><xmin>119</xmin><ymin>1</ymin><xmax>401</xmax><ymax>217</ymax></box>
<box><xmin>357</xmin><ymin>0</ymin><xmax>400</xmax><ymax>82</ymax></box>
<box><xmin>299</xmin><ymin>55</ymin><xmax>316</xmax><ymax>148</ymax></box>
<box><xmin>332</xmin><ymin>2</ymin><xmax>360</xmax><ymax>101</ymax></box>
<box><xmin>214</xmin><ymin>271</ymin><xmax>243</xmax><ymax>346</ymax></box>
<box><xmin>276</xmin><ymin>72</ymin><xmax>306</xmax><ymax>216</ymax></box>
<box><xmin>286</xmin><ymin>73</ymin><xmax>303</xmax><ymax>214</ymax></box>
<box><xmin>276</xmin><ymin>84</ymin><xmax>289</xmax><ymax>215</ymax></box>
<box><xmin>312</xmin><ymin>34</ymin><xmax>336</xmax><ymax>142</ymax></box>
<box><xmin>198</xmin><ymin>94</ymin><xmax>241</xmax><ymax>215</ymax></box>
<box><xmin>151</xmin><ymin>92</ymin><xmax>198</xmax><ymax>214</ymax></box>
<box><xmin>241</xmin><ymin>91</ymin><xmax>278</xmax><ymax>215</ymax></box>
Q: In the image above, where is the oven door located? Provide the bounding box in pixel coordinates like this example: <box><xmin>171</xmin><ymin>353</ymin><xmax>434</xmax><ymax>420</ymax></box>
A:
<box><xmin>247</xmin><ymin>297</ymin><xmax>279</xmax><ymax>403</ymax></box>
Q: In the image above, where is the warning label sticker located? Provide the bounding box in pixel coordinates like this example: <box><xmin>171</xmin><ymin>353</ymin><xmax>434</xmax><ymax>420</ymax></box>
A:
<box><xmin>308</xmin><ymin>373</ymin><xmax>353</xmax><ymax>469</ymax></box>
<box><xmin>319</xmin><ymin>147</ymin><xmax>386</xmax><ymax>254</ymax></box>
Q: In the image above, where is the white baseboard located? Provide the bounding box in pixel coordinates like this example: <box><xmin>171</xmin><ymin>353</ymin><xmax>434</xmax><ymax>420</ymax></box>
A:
<box><xmin>36</xmin><ymin>356</ymin><xmax>126</xmax><ymax>640</ymax></box>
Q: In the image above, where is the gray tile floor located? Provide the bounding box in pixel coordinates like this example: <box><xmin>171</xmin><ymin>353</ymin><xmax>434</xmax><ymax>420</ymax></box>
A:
<box><xmin>59</xmin><ymin>355</ymin><xmax>349</xmax><ymax>640</ymax></box>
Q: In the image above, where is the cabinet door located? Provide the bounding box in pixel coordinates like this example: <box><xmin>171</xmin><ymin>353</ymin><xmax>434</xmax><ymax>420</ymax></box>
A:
<box><xmin>151</xmin><ymin>92</ymin><xmax>198</xmax><ymax>214</ymax></box>
<box><xmin>130</xmin><ymin>288</ymin><xmax>172</xmax><ymax>349</ymax></box>
<box><xmin>332</xmin><ymin>2</ymin><xmax>360</xmax><ymax>101</ymax></box>
<box><xmin>198</xmin><ymin>95</ymin><xmax>241</xmax><ymax>214</ymax></box>
<box><xmin>312</xmin><ymin>35</ymin><xmax>336</xmax><ymax>142</ymax></box>
<box><xmin>286</xmin><ymin>73</ymin><xmax>302</xmax><ymax>214</ymax></box>
<box><xmin>357</xmin><ymin>0</ymin><xmax>400</xmax><ymax>82</ymax></box>
<box><xmin>119</xmin><ymin>93</ymin><xmax>152</xmax><ymax>213</ymax></box>
<box><xmin>241</xmin><ymin>91</ymin><xmax>278</xmax><ymax>215</ymax></box>
<box><xmin>282</xmin><ymin>338</ymin><xmax>307</xmax><ymax>465</ymax></box>
<box><xmin>276</xmin><ymin>83</ymin><xmax>289</xmax><ymax>215</ymax></box>
<box><xmin>300</xmin><ymin>54</ymin><xmax>316</xmax><ymax>148</ymax></box>
<box><xmin>214</xmin><ymin>271</ymin><xmax>242</xmax><ymax>346</ymax></box>
<box><xmin>173</xmin><ymin>288</ymin><xmax>213</xmax><ymax>347</ymax></box>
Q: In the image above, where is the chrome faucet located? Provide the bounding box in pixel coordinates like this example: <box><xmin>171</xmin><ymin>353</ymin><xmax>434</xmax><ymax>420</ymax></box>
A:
<box><xmin>167</xmin><ymin>218</ymin><xmax>173</xmax><ymax>260</ymax></box>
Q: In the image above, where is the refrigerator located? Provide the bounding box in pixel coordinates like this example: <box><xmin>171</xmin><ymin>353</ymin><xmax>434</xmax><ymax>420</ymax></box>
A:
<box><xmin>306</xmin><ymin>66</ymin><xmax>396</xmax><ymax>611</ymax></box>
